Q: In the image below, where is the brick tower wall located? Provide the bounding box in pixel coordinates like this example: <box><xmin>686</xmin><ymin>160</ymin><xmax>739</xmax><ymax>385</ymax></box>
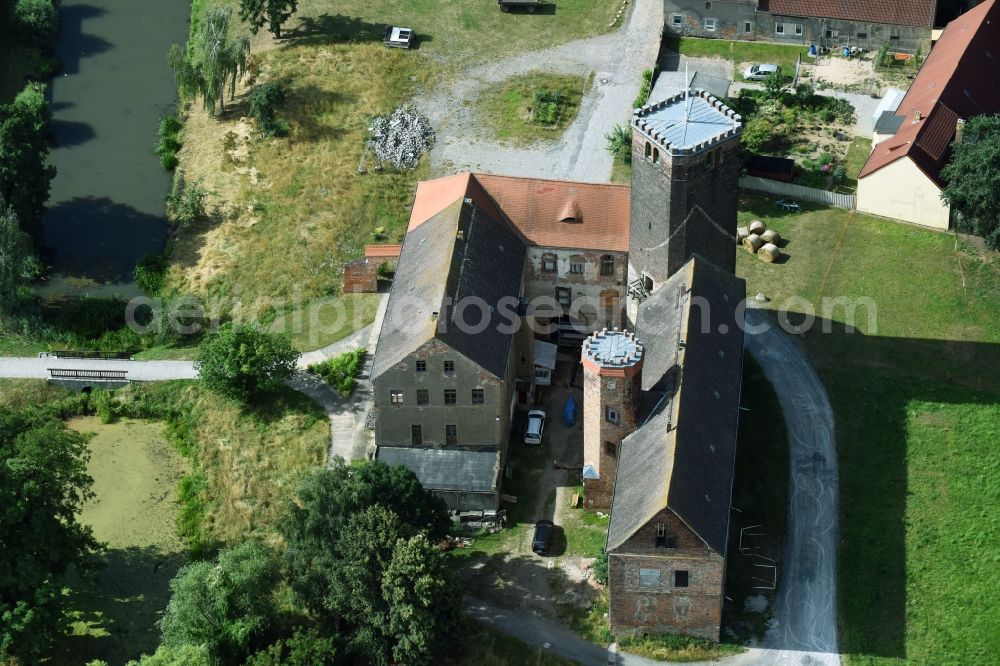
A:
<box><xmin>582</xmin><ymin>357</ymin><xmax>642</xmax><ymax>511</ymax></box>
<box><xmin>628</xmin><ymin>128</ymin><xmax>740</xmax><ymax>286</ymax></box>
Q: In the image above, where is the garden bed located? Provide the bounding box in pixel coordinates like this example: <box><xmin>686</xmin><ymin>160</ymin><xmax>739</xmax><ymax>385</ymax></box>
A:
<box><xmin>476</xmin><ymin>72</ymin><xmax>591</xmax><ymax>145</ymax></box>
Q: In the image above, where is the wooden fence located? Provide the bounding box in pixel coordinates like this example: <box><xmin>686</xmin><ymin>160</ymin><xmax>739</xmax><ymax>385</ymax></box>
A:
<box><xmin>739</xmin><ymin>176</ymin><xmax>856</xmax><ymax>209</ymax></box>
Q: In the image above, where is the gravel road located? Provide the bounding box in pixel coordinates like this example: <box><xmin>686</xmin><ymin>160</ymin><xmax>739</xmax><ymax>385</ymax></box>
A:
<box><xmin>417</xmin><ymin>0</ymin><xmax>663</xmax><ymax>182</ymax></box>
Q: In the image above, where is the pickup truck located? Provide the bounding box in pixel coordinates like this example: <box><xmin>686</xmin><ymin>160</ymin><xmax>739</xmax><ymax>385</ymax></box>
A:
<box><xmin>498</xmin><ymin>0</ymin><xmax>544</xmax><ymax>12</ymax></box>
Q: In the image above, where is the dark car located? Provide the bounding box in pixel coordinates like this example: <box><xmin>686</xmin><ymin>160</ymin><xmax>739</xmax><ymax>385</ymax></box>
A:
<box><xmin>532</xmin><ymin>519</ymin><xmax>554</xmax><ymax>555</ymax></box>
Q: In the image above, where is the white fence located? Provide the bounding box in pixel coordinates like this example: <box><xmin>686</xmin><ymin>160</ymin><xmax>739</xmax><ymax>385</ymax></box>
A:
<box><xmin>739</xmin><ymin>176</ymin><xmax>856</xmax><ymax>209</ymax></box>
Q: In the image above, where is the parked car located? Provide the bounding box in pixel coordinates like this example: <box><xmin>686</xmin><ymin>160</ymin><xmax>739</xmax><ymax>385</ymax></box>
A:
<box><xmin>775</xmin><ymin>198</ymin><xmax>801</xmax><ymax>211</ymax></box>
<box><xmin>524</xmin><ymin>409</ymin><xmax>546</xmax><ymax>445</ymax></box>
<box><xmin>743</xmin><ymin>63</ymin><xmax>781</xmax><ymax>81</ymax></box>
<box><xmin>532</xmin><ymin>519</ymin><xmax>554</xmax><ymax>555</ymax></box>
<box><xmin>383</xmin><ymin>26</ymin><xmax>414</xmax><ymax>49</ymax></box>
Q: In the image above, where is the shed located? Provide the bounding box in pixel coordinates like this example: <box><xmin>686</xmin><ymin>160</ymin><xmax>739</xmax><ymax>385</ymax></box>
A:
<box><xmin>745</xmin><ymin>155</ymin><xmax>795</xmax><ymax>182</ymax></box>
<box><xmin>533</xmin><ymin>339</ymin><xmax>558</xmax><ymax>386</ymax></box>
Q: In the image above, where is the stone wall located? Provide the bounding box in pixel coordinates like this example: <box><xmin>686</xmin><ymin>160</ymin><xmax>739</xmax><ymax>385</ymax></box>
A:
<box><xmin>343</xmin><ymin>258</ymin><xmax>381</xmax><ymax>293</ymax></box>
<box><xmin>609</xmin><ymin>507</ymin><xmax>725</xmax><ymax>640</ymax></box>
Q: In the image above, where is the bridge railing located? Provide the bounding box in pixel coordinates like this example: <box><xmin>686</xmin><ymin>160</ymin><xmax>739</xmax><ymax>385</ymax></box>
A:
<box><xmin>48</xmin><ymin>368</ymin><xmax>129</xmax><ymax>381</ymax></box>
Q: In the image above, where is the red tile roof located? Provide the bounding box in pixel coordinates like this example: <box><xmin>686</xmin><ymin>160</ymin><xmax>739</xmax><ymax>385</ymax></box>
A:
<box><xmin>764</xmin><ymin>0</ymin><xmax>938</xmax><ymax>28</ymax></box>
<box><xmin>364</xmin><ymin>245</ymin><xmax>402</xmax><ymax>258</ymax></box>
<box><xmin>858</xmin><ymin>0</ymin><xmax>1000</xmax><ymax>186</ymax></box>
<box><xmin>408</xmin><ymin>173</ymin><xmax>631</xmax><ymax>252</ymax></box>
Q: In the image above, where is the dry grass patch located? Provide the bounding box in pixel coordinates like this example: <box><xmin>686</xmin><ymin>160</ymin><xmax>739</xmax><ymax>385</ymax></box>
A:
<box><xmin>0</xmin><ymin>379</ymin><xmax>72</xmax><ymax>410</ymax></box>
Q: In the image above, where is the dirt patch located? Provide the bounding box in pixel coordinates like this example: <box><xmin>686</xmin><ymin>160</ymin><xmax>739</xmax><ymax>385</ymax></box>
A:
<box><xmin>53</xmin><ymin>417</ymin><xmax>188</xmax><ymax>666</ymax></box>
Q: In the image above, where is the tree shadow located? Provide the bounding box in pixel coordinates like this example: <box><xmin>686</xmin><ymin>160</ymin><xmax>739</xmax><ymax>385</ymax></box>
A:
<box><xmin>42</xmin><ymin>196</ymin><xmax>168</xmax><ymax>282</ymax></box>
<box><xmin>50</xmin><ymin>118</ymin><xmax>96</xmax><ymax>147</ymax></box>
<box><xmin>284</xmin><ymin>84</ymin><xmax>355</xmax><ymax>139</ymax></box>
<box><xmin>52</xmin><ymin>545</ymin><xmax>186</xmax><ymax>665</ymax></box>
<box><xmin>746</xmin><ymin>311</ymin><xmax>1000</xmax><ymax>660</ymax></box>
<box><xmin>56</xmin><ymin>5</ymin><xmax>113</xmax><ymax>76</ymax></box>
<box><xmin>284</xmin><ymin>13</ymin><xmax>389</xmax><ymax>45</ymax></box>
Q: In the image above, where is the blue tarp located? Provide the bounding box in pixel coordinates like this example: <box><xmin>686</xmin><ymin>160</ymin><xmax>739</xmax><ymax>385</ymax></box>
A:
<box><xmin>563</xmin><ymin>393</ymin><xmax>576</xmax><ymax>426</ymax></box>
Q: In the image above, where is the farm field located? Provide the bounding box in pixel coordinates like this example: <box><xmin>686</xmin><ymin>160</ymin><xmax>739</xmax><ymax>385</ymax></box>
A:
<box><xmin>735</xmin><ymin>193</ymin><xmax>1000</xmax><ymax>664</ymax></box>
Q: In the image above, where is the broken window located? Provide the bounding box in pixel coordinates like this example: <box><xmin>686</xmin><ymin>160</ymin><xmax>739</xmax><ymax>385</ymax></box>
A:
<box><xmin>639</xmin><ymin>568</ymin><xmax>661</xmax><ymax>589</ymax></box>
<box><xmin>674</xmin><ymin>570</ymin><xmax>690</xmax><ymax>587</ymax></box>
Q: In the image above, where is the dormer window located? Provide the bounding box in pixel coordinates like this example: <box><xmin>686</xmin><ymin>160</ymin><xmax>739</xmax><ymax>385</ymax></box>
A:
<box><xmin>559</xmin><ymin>200</ymin><xmax>581</xmax><ymax>224</ymax></box>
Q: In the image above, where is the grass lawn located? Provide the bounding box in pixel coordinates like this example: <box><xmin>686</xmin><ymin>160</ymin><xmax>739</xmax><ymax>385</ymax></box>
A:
<box><xmin>670</xmin><ymin>35</ymin><xmax>807</xmax><ymax>82</ymax></box>
<box><xmin>735</xmin><ymin>192</ymin><xmax>1000</xmax><ymax>664</ymax></box>
<box><xmin>842</xmin><ymin>136</ymin><xmax>872</xmax><ymax>186</ymax></box>
<box><xmin>292</xmin><ymin>0</ymin><xmax>618</xmax><ymax>63</ymax></box>
<box><xmin>477</xmin><ymin>72</ymin><xmax>591</xmax><ymax>145</ymax></box>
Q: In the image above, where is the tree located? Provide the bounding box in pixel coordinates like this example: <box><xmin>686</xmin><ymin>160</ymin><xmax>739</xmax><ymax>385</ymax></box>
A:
<box><xmin>243</xmin><ymin>628</ymin><xmax>339</xmax><ymax>666</ymax></box>
<box><xmin>381</xmin><ymin>534</ymin><xmax>461</xmax><ymax>666</ymax></box>
<box><xmin>940</xmin><ymin>113</ymin><xmax>1000</xmax><ymax>249</ymax></box>
<box><xmin>281</xmin><ymin>461</ymin><xmax>450</xmax><ymax>620</ymax></box>
<box><xmin>762</xmin><ymin>70</ymin><xmax>784</xmax><ymax>100</ymax></box>
<box><xmin>159</xmin><ymin>541</ymin><xmax>280</xmax><ymax>663</ymax></box>
<box><xmin>248</xmin><ymin>81</ymin><xmax>286</xmax><ymax>137</ymax></box>
<box><xmin>0</xmin><ymin>83</ymin><xmax>56</xmax><ymax>243</ymax></box>
<box><xmin>126</xmin><ymin>644</ymin><xmax>212</xmax><ymax>666</ymax></box>
<box><xmin>0</xmin><ymin>203</ymin><xmax>40</xmax><ymax>301</ymax></box>
<box><xmin>195</xmin><ymin>322</ymin><xmax>299</xmax><ymax>402</ymax></box>
<box><xmin>169</xmin><ymin>8</ymin><xmax>250</xmax><ymax>114</ymax></box>
<box><xmin>0</xmin><ymin>411</ymin><xmax>100</xmax><ymax>663</ymax></box>
<box><xmin>740</xmin><ymin>115</ymin><xmax>775</xmax><ymax>153</ymax></box>
<box><xmin>238</xmin><ymin>0</ymin><xmax>298</xmax><ymax>39</ymax></box>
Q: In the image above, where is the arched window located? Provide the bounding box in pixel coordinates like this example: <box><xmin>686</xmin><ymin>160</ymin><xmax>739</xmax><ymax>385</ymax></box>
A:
<box><xmin>644</xmin><ymin>141</ymin><xmax>652</xmax><ymax>159</ymax></box>
<box><xmin>652</xmin><ymin>147</ymin><xmax>660</xmax><ymax>164</ymax></box>
<box><xmin>600</xmin><ymin>254</ymin><xmax>615</xmax><ymax>277</ymax></box>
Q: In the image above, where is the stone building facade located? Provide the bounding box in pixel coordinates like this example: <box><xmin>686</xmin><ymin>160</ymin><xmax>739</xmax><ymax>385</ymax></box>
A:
<box><xmin>522</xmin><ymin>246</ymin><xmax>628</xmax><ymax>330</ymax></box>
<box><xmin>663</xmin><ymin>0</ymin><xmax>937</xmax><ymax>52</ymax></box>
<box><xmin>580</xmin><ymin>330</ymin><xmax>644</xmax><ymax>510</ymax></box>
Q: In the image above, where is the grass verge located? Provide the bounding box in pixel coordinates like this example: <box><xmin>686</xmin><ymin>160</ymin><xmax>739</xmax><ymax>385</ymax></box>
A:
<box><xmin>734</xmin><ymin>192</ymin><xmax>1000</xmax><ymax>664</ymax></box>
<box><xmin>477</xmin><ymin>72</ymin><xmax>590</xmax><ymax>145</ymax></box>
<box><xmin>307</xmin><ymin>347</ymin><xmax>367</xmax><ymax>397</ymax></box>
<box><xmin>842</xmin><ymin>136</ymin><xmax>872</xmax><ymax>186</ymax></box>
<box><xmin>669</xmin><ymin>34</ymin><xmax>807</xmax><ymax>82</ymax></box>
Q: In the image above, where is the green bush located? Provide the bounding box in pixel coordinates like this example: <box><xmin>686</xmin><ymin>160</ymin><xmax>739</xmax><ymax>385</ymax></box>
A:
<box><xmin>740</xmin><ymin>116</ymin><xmax>775</xmax><ymax>153</ymax></box>
<box><xmin>604</xmin><ymin>124</ymin><xmax>632</xmax><ymax>165</ymax></box>
<box><xmin>13</xmin><ymin>0</ymin><xmax>58</xmax><ymax>45</ymax></box>
<box><xmin>177</xmin><ymin>471</ymin><xmax>210</xmax><ymax>559</ymax></box>
<box><xmin>307</xmin><ymin>348</ymin><xmax>366</xmax><ymax>398</ymax></box>
<box><xmin>632</xmin><ymin>68</ymin><xmax>654</xmax><ymax>109</ymax></box>
<box><xmin>833</xmin><ymin>165</ymin><xmax>846</xmax><ymax>184</ymax></box>
<box><xmin>532</xmin><ymin>89</ymin><xmax>563</xmax><ymax>125</ymax></box>
<box><xmin>248</xmin><ymin>81</ymin><xmax>287</xmax><ymax>137</ymax></box>
<box><xmin>154</xmin><ymin>114</ymin><xmax>183</xmax><ymax>171</ymax></box>
<box><xmin>593</xmin><ymin>549</ymin><xmax>608</xmax><ymax>585</ymax></box>
<box><xmin>244</xmin><ymin>628</ymin><xmax>340</xmax><ymax>666</ymax></box>
<box><xmin>90</xmin><ymin>390</ymin><xmax>118</xmax><ymax>424</ymax></box>
<box><xmin>195</xmin><ymin>323</ymin><xmax>299</xmax><ymax>402</ymax></box>
<box><xmin>166</xmin><ymin>181</ymin><xmax>211</xmax><ymax>229</ymax></box>
<box><xmin>134</xmin><ymin>253</ymin><xmax>168</xmax><ymax>295</ymax></box>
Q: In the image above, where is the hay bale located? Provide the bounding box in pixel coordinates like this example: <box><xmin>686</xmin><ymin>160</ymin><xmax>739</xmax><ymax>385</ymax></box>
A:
<box><xmin>736</xmin><ymin>226</ymin><xmax>749</xmax><ymax>244</ymax></box>
<box><xmin>749</xmin><ymin>220</ymin><xmax>766</xmax><ymax>235</ymax></box>
<box><xmin>759</xmin><ymin>242</ymin><xmax>781</xmax><ymax>263</ymax></box>
<box><xmin>743</xmin><ymin>233</ymin><xmax>763</xmax><ymax>254</ymax></box>
<box><xmin>761</xmin><ymin>229</ymin><xmax>781</xmax><ymax>245</ymax></box>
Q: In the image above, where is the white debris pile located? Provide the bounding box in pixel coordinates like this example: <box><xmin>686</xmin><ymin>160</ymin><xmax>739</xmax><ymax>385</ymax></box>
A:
<box><xmin>362</xmin><ymin>104</ymin><xmax>435</xmax><ymax>171</ymax></box>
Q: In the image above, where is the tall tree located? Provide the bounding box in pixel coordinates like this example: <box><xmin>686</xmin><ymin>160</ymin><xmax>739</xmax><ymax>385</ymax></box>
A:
<box><xmin>159</xmin><ymin>540</ymin><xmax>280</xmax><ymax>664</ymax></box>
<box><xmin>0</xmin><ymin>411</ymin><xmax>100</xmax><ymax>663</ymax></box>
<box><xmin>0</xmin><ymin>83</ymin><xmax>56</xmax><ymax>243</ymax></box>
<box><xmin>941</xmin><ymin>113</ymin><xmax>1000</xmax><ymax>249</ymax></box>
<box><xmin>238</xmin><ymin>0</ymin><xmax>298</xmax><ymax>39</ymax></box>
<box><xmin>169</xmin><ymin>8</ymin><xmax>250</xmax><ymax>115</ymax></box>
<box><xmin>195</xmin><ymin>322</ymin><xmax>299</xmax><ymax>402</ymax></box>
<box><xmin>0</xmin><ymin>203</ymin><xmax>40</xmax><ymax>301</ymax></box>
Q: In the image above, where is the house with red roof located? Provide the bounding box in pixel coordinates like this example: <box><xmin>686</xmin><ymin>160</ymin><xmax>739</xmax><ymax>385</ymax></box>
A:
<box><xmin>665</xmin><ymin>0</ymin><xmax>938</xmax><ymax>52</ymax></box>
<box><xmin>857</xmin><ymin>0</ymin><xmax>1000</xmax><ymax>229</ymax></box>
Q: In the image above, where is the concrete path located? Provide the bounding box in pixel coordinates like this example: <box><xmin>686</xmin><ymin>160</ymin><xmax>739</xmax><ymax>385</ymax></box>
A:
<box><xmin>0</xmin><ymin>356</ymin><xmax>196</xmax><ymax>381</ymax></box>
<box><xmin>418</xmin><ymin>0</ymin><xmax>663</xmax><ymax>182</ymax></box>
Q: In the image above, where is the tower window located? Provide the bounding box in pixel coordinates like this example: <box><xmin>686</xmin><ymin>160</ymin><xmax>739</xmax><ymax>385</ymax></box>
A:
<box><xmin>600</xmin><ymin>254</ymin><xmax>615</xmax><ymax>276</ymax></box>
<box><xmin>652</xmin><ymin>147</ymin><xmax>660</xmax><ymax>163</ymax></box>
<box><xmin>644</xmin><ymin>141</ymin><xmax>651</xmax><ymax>159</ymax></box>
<box><xmin>411</xmin><ymin>425</ymin><xmax>422</xmax><ymax>445</ymax></box>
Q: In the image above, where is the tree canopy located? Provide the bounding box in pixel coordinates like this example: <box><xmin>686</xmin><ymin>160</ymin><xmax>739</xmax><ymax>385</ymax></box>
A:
<box><xmin>238</xmin><ymin>0</ymin><xmax>298</xmax><ymax>39</ymax></box>
<box><xmin>159</xmin><ymin>540</ymin><xmax>280</xmax><ymax>664</ymax></box>
<box><xmin>0</xmin><ymin>83</ymin><xmax>56</xmax><ymax>243</ymax></box>
<box><xmin>195</xmin><ymin>322</ymin><xmax>299</xmax><ymax>402</ymax></box>
<box><xmin>169</xmin><ymin>8</ymin><xmax>250</xmax><ymax>114</ymax></box>
<box><xmin>0</xmin><ymin>408</ymin><xmax>100</xmax><ymax>663</ymax></box>
<box><xmin>0</xmin><ymin>203</ymin><xmax>40</xmax><ymax>301</ymax></box>
<box><xmin>941</xmin><ymin>113</ymin><xmax>1000</xmax><ymax>249</ymax></box>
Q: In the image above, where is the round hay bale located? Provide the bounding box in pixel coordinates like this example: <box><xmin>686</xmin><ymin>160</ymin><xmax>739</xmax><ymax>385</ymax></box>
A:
<box><xmin>759</xmin><ymin>242</ymin><xmax>781</xmax><ymax>263</ymax></box>
<box><xmin>761</xmin><ymin>229</ymin><xmax>781</xmax><ymax>245</ymax></box>
<box><xmin>736</xmin><ymin>226</ymin><xmax>749</xmax><ymax>244</ymax></box>
<box><xmin>743</xmin><ymin>233</ymin><xmax>763</xmax><ymax>254</ymax></box>
<box><xmin>749</xmin><ymin>220</ymin><xmax>766</xmax><ymax>235</ymax></box>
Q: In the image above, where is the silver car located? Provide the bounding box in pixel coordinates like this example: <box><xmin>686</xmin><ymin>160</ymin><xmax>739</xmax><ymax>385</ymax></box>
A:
<box><xmin>524</xmin><ymin>409</ymin><xmax>546</xmax><ymax>445</ymax></box>
<box><xmin>743</xmin><ymin>63</ymin><xmax>781</xmax><ymax>81</ymax></box>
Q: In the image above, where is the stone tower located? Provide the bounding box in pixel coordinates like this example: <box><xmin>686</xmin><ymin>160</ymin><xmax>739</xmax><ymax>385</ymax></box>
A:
<box><xmin>581</xmin><ymin>328</ymin><xmax>644</xmax><ymax>510</ymax></box>
<box><xmin>627</xmin><ymin>88</ymin><xmax>742</xmax><ymax>316</ymax></box>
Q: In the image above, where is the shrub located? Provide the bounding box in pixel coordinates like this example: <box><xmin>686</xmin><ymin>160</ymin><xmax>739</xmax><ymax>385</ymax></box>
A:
<box><xmin>155</xmin><ymin>114</ymin><xmax>183</xmax><ymax>171</ymax></box>
<box><xmin>781</xmin><ymin>108</ymin><xmax>797</xmax><ymax>126</ymax></box>
<box><xmin>134</xmin><ymin>253</ymin><xmax>168</xmax><ymax>295</ymax></box>
<box><xmin>244</xmin><ymin>628</ymin><xmax>340</xmax><ymax>666</ymax></box>
<box><xmin>740</xmin><ymin>116</ymin><xmax>774</xmax><ymax>153</ymax></box>
<box><xmin>249</xmin><ymin>81</ymin><xmax>287</xmax><ymax>137</ymax></box>
<box><xmin>833</xmin><ymin>166</ymin><xmax>846</xmax><ymax>184</ymax></box>
<box><xmin>13</xmin><ymin>0</ymin><xmax>58</xmax><ymax>45</ymax></box>
<box><xmin>593</xmin><ymin>549</ymin><xmax>608</xmax><ymax>585</ymax></box>
<box><xmin>307</xmin><ymin>348</ymin><xmax>366</xmax><ymax>398</ymax></box>
<box><xmin>604</xmin><ymin>124</ymin><xmax>632</xmax><ymax>165</ymax></box>
<box><xmin>632</xmin><ymin>68</ymin><xmax>654</xmax><ymax>109</ymax></box>
<box><xmin>47</xmin><ymin>296</ymin><xmax>128</xmax><ymax>342</ymax></box>
<box><xmin>532</xmin><ymin>89</ymin><xmax>563</xmax><ymax>125</ymax></box>
<box><xmin>177</xmin><ymin>472</ymin><xmax>210</xmax><ymax>559</ymax></box>
<box><xmin>166</xmin><ymin>181</ymin><xmax>211</xmax><ymax>229</ymax></box>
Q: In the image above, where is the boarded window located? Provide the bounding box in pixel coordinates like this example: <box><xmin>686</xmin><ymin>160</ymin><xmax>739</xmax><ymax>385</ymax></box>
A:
<box><xmin>639</xmin><ymin>568</ymin><xmax>661</xmax><ymax>589</ymax></box>
<box><xmin>410</xmin><ymin>425</ymin><xmax>422</xmax><ymax>445</ymax></box>
<box><xmin>390</xmin><ymin>390</ymin><xmax>403</xmax><ymax>405</ymax></box>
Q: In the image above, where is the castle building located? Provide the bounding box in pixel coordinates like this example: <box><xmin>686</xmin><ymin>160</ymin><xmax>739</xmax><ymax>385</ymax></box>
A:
<box><xmin>370</xmin><ymin>86</ymin><xmax>746</xmax><ymax>640</ymax></box>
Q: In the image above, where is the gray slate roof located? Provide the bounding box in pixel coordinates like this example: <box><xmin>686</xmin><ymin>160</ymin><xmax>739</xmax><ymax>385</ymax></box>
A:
<box><xmin>372</xmin><ymin>198</ymin><xmax>526</xmax><ymax>381</ymax></box>
<box><xmin>607</xmin><ymin>256</ymin><xmax>746</xmax><ymax>556</ymax></box>
<box><xmin>377</xmin><ymin>446</ymin><xmax>500</xmax><ymax>493</ymax></box>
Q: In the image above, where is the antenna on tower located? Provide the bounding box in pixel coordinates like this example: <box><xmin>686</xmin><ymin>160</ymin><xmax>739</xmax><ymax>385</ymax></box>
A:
<box><xmin>684</xmin><ymin>62</ymin><xmax>691</xmax><ymax>122</ymax></box>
